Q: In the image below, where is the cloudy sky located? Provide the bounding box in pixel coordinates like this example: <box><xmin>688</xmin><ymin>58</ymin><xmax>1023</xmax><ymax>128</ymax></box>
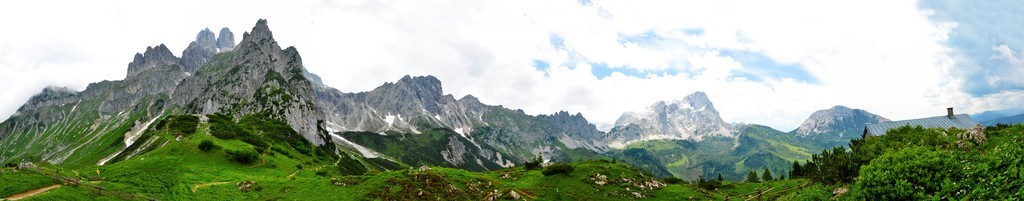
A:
<box><xmin>1</xmin><ymin>0</ymin><xmax>1021</xmax><ymax>131</ymax></box>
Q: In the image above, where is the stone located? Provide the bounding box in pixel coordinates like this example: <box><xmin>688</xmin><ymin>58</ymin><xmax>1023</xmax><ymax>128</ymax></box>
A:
<box><xmin>216</xmin><ymin>27</ymin><xmax>235</xmax><ymax>51</ymax></box>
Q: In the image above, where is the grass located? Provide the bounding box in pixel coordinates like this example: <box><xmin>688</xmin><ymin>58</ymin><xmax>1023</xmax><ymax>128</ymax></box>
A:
<box><xmin>0</xmin><ymin>168</ymin><xmax>59</xmax><ymax>197</ymax></box>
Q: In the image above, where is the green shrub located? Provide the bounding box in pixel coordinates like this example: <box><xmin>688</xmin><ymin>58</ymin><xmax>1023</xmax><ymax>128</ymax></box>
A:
<box><xmin>165</xmin><ymin>115</ymin><xmax>199</xmax><ymax>136</ymax></box>
<box><xmin>542</xmin><ymin>163</ymin><xmax>574</xmax><ymax>176</ymax></box>
<box><xmin>208</xmin><ymin>113</ymin><xmax>247</xmax><ymax>139</ymax></box>
<box><xmin>696</xmin><ymin>176</ymin><xmax>722</xmax><ymax>190</ymax></box>
<box><xmin>663</xmin><ymin>177</ymin><xmax>683</xmax><ymax>184</ymax></box>
<box><xmin>227</xmin><ymin>148</ymin><xmax>260</xmax><ymax>164</ymax></box>
<box><xmin>198</xmin><ymin>140</ymin><xmax>219</xmax><ymax>152</ymax></box>
<box><xmin>524</xmin><ymin>156</ymin><xmax>542</xmax><ymax>170</ymax></box>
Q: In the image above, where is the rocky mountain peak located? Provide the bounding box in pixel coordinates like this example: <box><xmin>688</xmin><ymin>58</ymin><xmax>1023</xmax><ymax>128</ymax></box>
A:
<box><xmin>127</xmin><ymin>44</ymin><xmax>179</xmax><ymax>78</ymax></box>
<box><xmin>196</xmin><ymin>28</ymin><xmax>216</xmax><ymax>48</ymax></box>
<box><xmin>236</xmin><ymin>19</ymin><xmax>281</xmax><ymax>60</ymax></box>
<box><xmin>793</xmin><ymin>105</ymin><xmax>890</xmax><ymax>136</ymax></box>
<box><xmin>607</xmin><ymin>91</ymin><xmax>733</xmax><ymax>147</ymax></box>
<box><xmin>396</xmin><ymin>75</ymin><xmax>444</xmax><ymax>96</ymax></box>
<box><xmin>171</xmin><ymin>19</ymin><xmax>327</xmax><ymax>145</ymax></box>
<box><xmin>216</xmin><ymin>27</ymin><xmax>235</xmax><ymax>51</ymax></box>
<box><xmin>181</xmin><ymin>28</ymin><xmax>221</xmax><ymax>73</ymax></box>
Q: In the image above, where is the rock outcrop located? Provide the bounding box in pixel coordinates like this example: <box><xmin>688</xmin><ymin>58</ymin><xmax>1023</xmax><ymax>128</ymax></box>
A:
<box><xmin>126</xmin><ymin>44</ymin><xmax>179</xmax><ymax>78</ymax></box>
<box><xmin>217</xmin><ymin>27</ymin><xmax>235</xmax><ymax>51</ymax></box>
<box><xmin>181</xmin><ymin>27</ymin><xmax>235</xmax><ymax>73</ymax></box>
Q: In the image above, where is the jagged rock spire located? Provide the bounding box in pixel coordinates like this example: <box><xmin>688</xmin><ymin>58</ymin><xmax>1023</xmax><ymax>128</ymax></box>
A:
<box><xmin>126</xmin><ymin>44</ymin><xmax>179</xmax><ymax>78</ymax></box>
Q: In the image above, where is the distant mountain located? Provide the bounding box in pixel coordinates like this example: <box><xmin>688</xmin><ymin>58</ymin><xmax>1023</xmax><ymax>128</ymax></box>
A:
<box><xmin>315</xmin><ymin>75</ymin><xmax>608</xmax><ymax>169</ymax></box>
<box><xmin>791</xmin><ymin>105</ymin><xmax>889</xmax><ymax>149</ymax></box>
<box><xmin>608</xmin><ymin>124</ymin><xmax>813</xmax><ymax>181</ymax></box>
<box><xmin>603</xmin><ymin>93</ymin><xmax>815</xmax><ymax>180</ymax></box>
<box><xmin>972</xmin><ymin>108</ymin><xmax>1024</xmax><ymax>123</ymax></box>
<box><xmin>605</xmin><ymin>92</ymin><xmax>733</xmax><ymax>148</ymax></box>
<box><xmin>793</xmin><ymin>105</ymin><xmax>890</xmax><ymax>136</ymax></box>
<box><xmin>982</xmin><ymin>113</ymin><xmax>1024</xmax><ymax>126</ymax></box>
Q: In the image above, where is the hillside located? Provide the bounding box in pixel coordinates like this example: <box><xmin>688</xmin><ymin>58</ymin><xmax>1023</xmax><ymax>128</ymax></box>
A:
<box><xmin>787</xmin><ymin>124</ymin><xmax>1024</xmax><ymax>199</ymax></box>
<box><xmin>608</xmin><ymin>124</ymin><xmax>813</xmax><ymax>181</ymax></box>
<box><xmin>0</xmin><ymin>113</ymin><xmax>671</xmax><ymax>200</ymax></box>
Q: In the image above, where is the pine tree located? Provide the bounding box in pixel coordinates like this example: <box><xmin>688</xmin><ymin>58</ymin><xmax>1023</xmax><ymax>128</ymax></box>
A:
<box><xmin>746</xmin><ymin>170</ymin><xmax>760</xmax><ymax>183</ymax></box>
<box><xmin>762</xmin><ymin>168</ymin><xmax>773</xmax><ymax>181</ymax></box>
<box><xmin>717</xmin><ymin>173</ymin><xmax>724</xmax><ymax>181</ymax></box>
<box><xmin>791</xmin><ymin>160</ymin><xmax>802</xmax><ymax>178</ymax></box>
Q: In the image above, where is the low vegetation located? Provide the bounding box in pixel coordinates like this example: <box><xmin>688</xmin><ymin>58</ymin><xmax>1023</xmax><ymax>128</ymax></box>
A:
<box><xmin>791</xmin><ymin>124</ymin><xmax>1024</xmax><ymax>199</ymax></box>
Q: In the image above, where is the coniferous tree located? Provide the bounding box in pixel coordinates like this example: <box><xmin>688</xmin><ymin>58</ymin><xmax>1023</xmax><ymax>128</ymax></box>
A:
<box><xmin>791</xmin><ymin>160</ymin><xmax>802</xmax><ymax>178</ymax></box>
<box><xmin>717</xmin><ymin>173</ymin><xmax>724</xmax><ymax>181</ymax></box>
<box><xmin>762</xmin><ymin>168</ymin><xmax>773</xmax><ymax>181</ymax></box>
<box><xmin>746</xmin><ymin>170</ymin><xmax>760</xmax><ymax>183</ymax></box>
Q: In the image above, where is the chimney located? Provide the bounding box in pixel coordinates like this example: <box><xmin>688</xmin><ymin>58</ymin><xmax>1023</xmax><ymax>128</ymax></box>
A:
<box><xmin>947</xmin><ymin>107</ymin><xmax>954</xmax><ymax>118</ymax></box>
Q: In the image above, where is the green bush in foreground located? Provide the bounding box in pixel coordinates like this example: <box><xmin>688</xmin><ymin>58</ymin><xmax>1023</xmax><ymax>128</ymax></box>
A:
<box><xmin>663</xmin><ymin>177</ymin><xmax>683</xmax><ymax>184</ymax></box>
<box><xmin>227</xmin><ymin>148</ymin><xmax>259</xmax><ymax>164</ymax></box>
<box><xmin>524</xmin><ymin>156</ymin><xmax>542</xmax><ymax>170</ymax></box>
<box><xmin>198</xmin><ymin>140</ymin><xmax>219</xmax><ymax>152</ymax></box>
<box><xmin>542</xmin><ymin>163</ymin><xmax>574</xmax><ymax>176</ymax></box>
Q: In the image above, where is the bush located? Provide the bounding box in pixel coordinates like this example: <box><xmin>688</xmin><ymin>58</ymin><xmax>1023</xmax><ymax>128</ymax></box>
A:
<box><xmin>227</xmin><ymin>148</ymin><xmax>260</xmax><ymax>164</ymax></box>
<box><xmin>165</xmin><ymin>115</ymin><xmax>200</xmax><ymax>136</ymax></box>
<box><xmin>524</xmin><ymin>156</ymin><xmax>542</xmax><ymax>170</ymax></box>
<box><xmin>198</xmin><ymin>140</ymin><xmax>219</xmax><ymax>152</ymax></box>
<box><xmin>696</xmin><ymin>176</ymin><xmax>722</xmax><ymax>190</ymax></box>
<box><xmin>542</xmin><ymin>163</ymin><xmax>574</xmax><ymax>176</ymax></box>
<box><xmin>663</xmin><ymin>177</ymin><xmax>683</xmax><ymax>184</ymax></box>
<box><xmin>208</xmin><ymin>113</ymin><xmax>247</xmax><ymax>139</ymax></box>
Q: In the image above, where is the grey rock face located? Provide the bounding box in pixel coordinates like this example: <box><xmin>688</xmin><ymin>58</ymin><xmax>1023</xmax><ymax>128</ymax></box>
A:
<box><xmin>196</xmin><ymin>28</ymin><xmax>216</xmax><ymax>49</ymax></box>
<box><xmin>217</xmin><ymin>27</ymin><xmax>235</xmax><ymax>51</ymax></box>
<box><xmin>605</xmin><ymin>91</ymin><xmax>733</xmax><ymax>148</ymax></box>
<box><xmin>181</xmin><ymin>28</ymin><xmax>234</xmax><ymax>73</ymax></box>
<box><xmin>126</xmin><ymin>44</ymin><xmax>179</xmax><ymax>78</ymax></box>
<box><xmin>318</xmin><ymin>75</ymin><xmax>476</xmax><ymax>134</ymax></box>
<box><xmin>172</xmin><ymin>19</ymin><xmax>328</xmax><ymax>145</ymax></box>
<box><xmin>793</xmin><ymin>105</ymin><xmax>890</xmax><ymax>136</ymax></box>
<box><xmin>316</xmin><ymin>74</ymin><xmax>608</xmax><ymax>163</ymax></box>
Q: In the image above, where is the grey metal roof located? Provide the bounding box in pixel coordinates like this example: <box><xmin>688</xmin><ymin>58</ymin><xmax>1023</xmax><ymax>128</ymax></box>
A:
<box><xmin>863</xmin><ymin>114</ymin><xmax>979</xmax><ymax>137</ymax></box>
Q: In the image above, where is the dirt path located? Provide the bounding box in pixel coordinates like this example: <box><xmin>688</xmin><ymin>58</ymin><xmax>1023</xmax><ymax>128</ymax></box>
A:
<box><xmin>192</xmin><ymin>181</ymin><xmax>233</xmax><ymax>193</ymax></box>
<box><xmin>4</xmin><ymin>184</ymin><xmax>62</xmax><ymax>200</ymax></box>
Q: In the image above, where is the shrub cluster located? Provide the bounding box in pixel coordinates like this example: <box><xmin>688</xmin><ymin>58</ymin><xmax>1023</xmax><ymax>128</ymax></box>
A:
<box><xmin>524</xmin><ymin>156</ymin><xmax>542</xmax><ymax>170</ymax></box>
<box><xmin>227</xmin><ymin>148</ymin><xmax>260</xmax><ymax>164</ymax></box>
<box><xmin>198</xmin><ymin>140</ymin><xmax>219</xmax><ymax>152</ymax></box>
<box><xmin>542</xmin><ymin>163</ymin><xmax>574</xmax><ymax>176</ymax></box>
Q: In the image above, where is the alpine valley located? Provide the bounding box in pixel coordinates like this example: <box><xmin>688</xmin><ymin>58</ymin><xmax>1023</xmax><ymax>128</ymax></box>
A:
<box><xmin>0</xmin><ymin>20</ymin><xmax>895</xmax><ymax>200</ymax></box>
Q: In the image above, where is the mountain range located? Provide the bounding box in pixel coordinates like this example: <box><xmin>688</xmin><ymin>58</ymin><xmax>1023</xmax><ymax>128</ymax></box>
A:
<box><xmin>0</xmin><ymin>19</ymin><xmax>901</xmax><ymax>182</ymax></box>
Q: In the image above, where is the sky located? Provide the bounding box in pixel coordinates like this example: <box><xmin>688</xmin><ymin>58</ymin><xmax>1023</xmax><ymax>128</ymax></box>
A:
<box><xmin>1</xmin><ymin>0</ymin><xmax>1022</xmax><ymax>131</ymax></box>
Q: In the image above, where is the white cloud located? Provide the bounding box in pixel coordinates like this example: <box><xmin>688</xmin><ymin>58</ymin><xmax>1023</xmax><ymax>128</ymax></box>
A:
<box><xmin>0</xmin><ymin>0</ymin><xmax>997</xmax><ymax>132</ymax></box>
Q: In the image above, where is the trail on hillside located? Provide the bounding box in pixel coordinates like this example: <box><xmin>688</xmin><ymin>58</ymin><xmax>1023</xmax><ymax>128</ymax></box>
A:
<box><xmin>3</xmin><ymin>184</ymin><xmax>62</xmax><ymax>200</ymax></box>
<box><xmin>192</xmin><ymin>181</ymin><xmax>233</xmax><ymax>193</ymax></box>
